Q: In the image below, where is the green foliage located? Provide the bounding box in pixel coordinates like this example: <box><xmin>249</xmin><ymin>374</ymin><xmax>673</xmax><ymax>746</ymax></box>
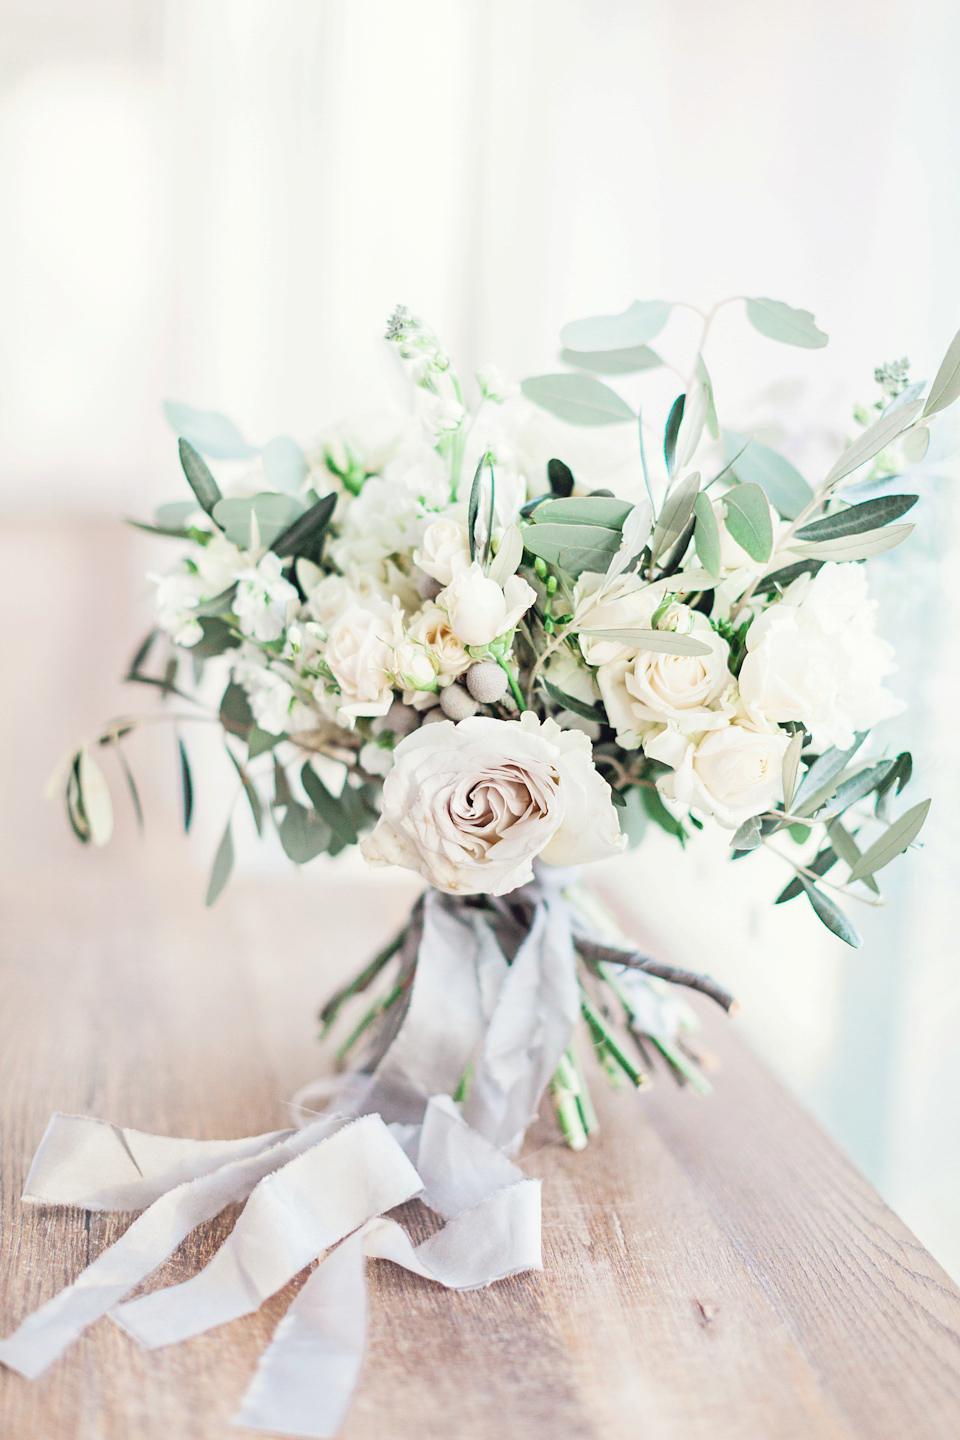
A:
<box><xmin>745</xmin><ymin>298</ymin><xmax>828</xmax><ymax>349</ymax></box>
<box><xmin>542</xmin><ymin>680</ymin><xmax>605</xmax><ymax>722</ymax></box>
<box><xmin>205</xmin><ymin>822</ymin><xmax>234</xmax><ymax>906</ymax></box>
<box><xmin>923</xmin><ymin>324</ymin><xmax>960</xmax><ymax>418</ymax></box>
<box><xmin>212</xmin><ymin>494</ymin><xmax>306</xmax><ymax>549</ymax></box>
<box><xmin>848</xmin><ymin>800</ymin><xmax>931</xmax><ymax>882</ymax></box>
<box><xmin>788</xmin><ymin>523</ymin><xmax>915</xmax><ymax>564</ymax></box>
<box><xmin>271</xmin><ymin>492</ymin><xmax>338</xmax><ymax>561</ymax></box>
<box><xmin>579</xmin><ymin>626</ymin><xmax>711</xmax><ymax>656</ymax></box>
<box><xmin>561</xmin><ymin>345</ymin><xmax>661</xmax><ymax>375</ymax></box>
<box><xmin>178</xmin><ymin>438</ymin><xmax>222</xmax><ymax>518</ymax></box>
<box><xmin>547</xmin><ymin>458</ymin><xmax>575</xmax><ymax>496</ymax></box>
<box><xmin>219</xmin><ymin>682</ymin><xmax>254</xmax><ymax>739</ymax></box>
<box><xmin>722</xmin><ymin>431</ymin><xmax>813</xmax><ymax>520</ymax></box>
<box><xmin>799</xmin><ymin>876</ymin><xmax>861</xmax><ymax>947</ymax></box>
<box><xmin>559</xmin><ymin>300</ymin><xmax>672</xmax><ymax>351</ymax></box>
<box><xmin>822</xmin><ymin>399</ymin><xmax>924</xmax><ymax>489</ymax></box>
<box><xmin>532</xmin><ymin>496</ymin><xmax>632</xmax><ymax>528</ymax></box>
<box><xmin>178</xmin><ymin>738</ymin><xmax>193</xmax><ymax>833</ymax></box>
<box><xmin>523</xmin><ymin>522</ymin><xmax>620</xmax><ymax>577</ymax></box>
<box><xmin>640</xmin><ymin>786</ymin><xmax>686</xmax><ymax>844</ymax></box>
<box><xmin>663</xmin><ymin>394</ymin><xmax>685</xmax><ymax>476</ymax></box>
<box><xmin>278</xmin><ymin>801</ymin><xmax>332</xmax><ymax>864</ymax></box>
<box><xmin>692</xmin><ymin>491</ymin><xmax>721</xmax><ymax>578</ymax></box>
<box><xmin>794</xmin><ymin>494</ymin><xmax>918</xmax><ymax>542</ymax></box>
<box><xmin>652</xmin><ymin>471</ymin><xmax>700</xmax><ymax>563</ymax></box>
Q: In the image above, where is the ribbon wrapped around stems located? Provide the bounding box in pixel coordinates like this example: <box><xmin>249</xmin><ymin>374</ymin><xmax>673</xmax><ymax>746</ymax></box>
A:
<box><xmin>0</xmin><ymin>868</ymin><xmax>728</xmax><ymax>1437</ymax></box>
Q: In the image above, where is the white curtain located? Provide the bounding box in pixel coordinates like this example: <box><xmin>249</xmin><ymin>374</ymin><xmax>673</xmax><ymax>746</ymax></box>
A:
<box><xmin>1</xmin><ymin>0</ymin><xmax>959</xmax><ymax>1272</ymax></box>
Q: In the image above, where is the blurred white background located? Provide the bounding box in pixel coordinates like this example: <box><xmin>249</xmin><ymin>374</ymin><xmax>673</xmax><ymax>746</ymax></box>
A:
<box><xmin>1</xmin><ymin>0</ymin><xmax>959</xmax><ymax>1274</ymax></box>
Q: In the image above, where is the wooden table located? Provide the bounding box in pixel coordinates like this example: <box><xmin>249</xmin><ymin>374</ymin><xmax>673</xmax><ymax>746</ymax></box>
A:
<box><xmin>2</xmin><ymin>522</ymin><xmax>960</xmax><ymax>1440</ymax></box>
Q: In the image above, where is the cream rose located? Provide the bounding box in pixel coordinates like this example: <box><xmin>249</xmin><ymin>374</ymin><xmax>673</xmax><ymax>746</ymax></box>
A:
<box><xmin>322</xmin><ymin>601</ymin><xmax>403</xmax><ymax>724</ymax></box>
<box><xmin>361</xmin><ymin>712</ymin><xmax>626</xmax><ymax>894</ymax></box>
<box><xmin>647</xmin><ymin>719</ymin><xmax>789</xmax><ymax>828</ymax></box>
<box><xmin>738</xmin><ymin>562</ymin><xmax>903</xmax><ymax>750</ymax></box>
<box><xmin>596</xmin><ymin>613</ymin><xmax>732</xmax><ymax>747</ymax></box>
<box><xmin>407</xmin><ymin>602</ymin><xmax>472</xmax><ymax>684</ymax></box>
<box><xmin>413</xmin><ymin>517</ymin><xmax>471</xmax><ymax>587</ymax></box>
<box><xmin>438</xmin><ymin>562</ymin><xmax>536</xmax><ymax>649</ymax></box>
<box><xmin>573</xmin><ymin>573</ymin><xmax>667</xmax><ymax>666</ymax></box>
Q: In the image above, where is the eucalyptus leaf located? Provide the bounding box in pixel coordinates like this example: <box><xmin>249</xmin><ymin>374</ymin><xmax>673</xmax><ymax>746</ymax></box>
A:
<box><xmin>212</xmin><ymin>493</ymin><xmax>306</xmax><ymax>549</ymax></box>
<box><xmin>560</xmin><ymin>344</ymin><xmax>661</xmax><ymax>375</ymax></box>
<box><xmin>787</xmin><ymin>523</ymin><xmax>914</xmax><ymax>563</ymax></box>
<box><xmin>543</xmin><ymin>680</ymin><xmax>605</xmax><ymax>722</ymax></box>
<box><xmin>652</xmin><ymin>471</ymin><xmax>700</xmax><ymax>561</ymax></box>
<box><xmin>794</xmin><ymin>494</ymin><xmax>918</xmax><ymax>542</ymax></box>
<box><xmin>156</xmin><ymin>500</ymin><xmax>202</xmax><ymax>530</ymax></box>
<box><xmin>923</xmin><ymin>325</ymin><xmax>960</xmax><ymax>418</ymax></box>
<box><xmin>487</xmin><ymin>524</ymin><xmax>524</xmax><ymax>587</ymax></box>
<box><xmin>692</xmin><ymin>491</ymin><xmax>721</xmax><ymax>579</ymax></box>
<box><xmin>165</xmin><ymin>401</ymin><xmax>258</xmax><ymax>460</ymax></box>
<box><xmin>278</xmin><ymin>801</ymin><xmax>332</xmax><ymax>865</ymax></box>
<box><xmin>722</xmin><ymin>431</ymin><xmax>813</xmax><ymax>520</ymax></box>
<box><xmin>271</xmin><ymin>492</ymin><xmax>338</xmax><ymax>561</ymax></box>
<box><xmin>722</xmin><ymin>483</ymin><xmax>773</xmax><ymax>563</ymax></box>
<box><xmin>580</xmin><ymin>627</ymin><xmax>711</xmax><ymax>656</ymax></box>
<box><xmin>745</xmin><ymin>298</ymin><xmax>828</xmax><ymax>349</ymax></box>
<box><xmin>848</xmin><ymin>799</ymin><xmax>931</xmax><ymax>881</ymax></box>
<box><xmin>822</xmin><ymin>399</ymin><xmax>924</xmax><ymax>489</ymax></box>
<box><xmin>521</xmin><ymin>374</ymin><xmax>636</xmax><ymax>426</ymax></box>
<box><xmin>782</xmin><ymin>731</ymin><xmax>804</xmax><ymax>812</ymax></box>
<box><xmin>262</xmin><ymin>435</ymin><xmax>308</xmax><ymax>494</ymax></box>
<box><xmin>178</xmin><ymin>439</ymin><xmax>222</xmax><ymax>518</ymax></box>
<box><xmin>663</xmin><ymin>394</ymin><xmax>685</xmax><ymax>477</ymax></box>
<box><xmin>547</xmin><ymin>457</ymin><xmax>575</xmax><ymax>496</ymax></box>
<box><xmin>532</xmin><ymin>496</ymin><xmax>632</xmax><ymax>528</ymax></box>
<box><xmin>523</xmin><ymin>523</ymin><xmax>621</xmax><ymax>568</ymax></box>
<box><xmin>248</xmin><ymin>726</ymin><xmax>284</xmax><ymax>759</ymax></box>
<box><xmin>799</xmin><ymin>877</ymin><xmax>861</xmax><ymax>947</ymax></box>
<box><xmin>792</xmin><ymin>732</ymin><xmax>867</xmax><ymax>816</ymax></box>
<box><xmin>205</xmin><ymin>821</ymin><xmax>235</xmax><ymax>906</ymax></box>
<box><xmin>559</xmin><ymin>300</ymin><xmax>672</xmax><ymax>352</ymax></box>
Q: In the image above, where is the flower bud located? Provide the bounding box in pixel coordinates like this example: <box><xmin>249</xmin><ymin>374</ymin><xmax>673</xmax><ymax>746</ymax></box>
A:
<box><xmin>466</xmin><ymin>660</ymin><xmax>509</xmax><ymax>704</ymax></box>
<box><xmin>439</xmin><ymin>683</ymin><xmax>479</xmax><ymax>720</ymax></box>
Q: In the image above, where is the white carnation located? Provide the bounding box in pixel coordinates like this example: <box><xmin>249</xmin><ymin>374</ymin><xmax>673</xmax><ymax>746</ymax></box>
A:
<box><xmin>738</xmin><ymin>562</ymin><xmax>903</xmax><ymax>749</ymax></box>
<box><xmin>361</xmin><ymin>712</ymin><xmax>625</xmax><ymax>895</ymax></box>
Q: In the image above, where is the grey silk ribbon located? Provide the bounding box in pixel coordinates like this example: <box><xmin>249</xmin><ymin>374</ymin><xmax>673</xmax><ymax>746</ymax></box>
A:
<box><xmin>0</xmin><ymin>870</ymin><xmax>593</xmax><ymax>1438</ymax></box>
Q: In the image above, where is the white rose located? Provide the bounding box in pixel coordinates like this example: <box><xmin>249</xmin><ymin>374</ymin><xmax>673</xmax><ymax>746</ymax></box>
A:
<box><xmin>392</xmin><ymin>638</ymin><xmax>439</xmax><ymax>692</ymax></box>
<box><xmin>438</xmin><ymin>562</ymin><xmax>536</xmax><ymax>648</ymax></box>
<box><xmin>596</xmin><ymin>615</ymin><xmax>732</xmax><ymax>746</ymax></box>
<box><xmin>738</xmin><ymin>562</ymin><xmax>903</xmax><ymax>750</ymax></box>
<box><xmin>407</xmin><ymin>602</ymin><xmax>472</xmax><ymax>683</ymax></box>
<box><xmin>323</xmin><ymin>601</ymin><xmax>403</xmax><ymax>724</ymax></box>
<box><xmin>413</xmin><ymin>518</ymin><xmax>471</xmax><ymax>586</ymax></box>
<box><xmin>361</xmin><ymin>712</ymin><xmax>626</xmax><ymax>895</ymax></box>
<box><xmin>647</xmin><ymin>719</ymin><xmax>789</xmax><ymax>829</ymax></box>
<box><xmin>303</xmin><ymin>573</ymin><xmax>359</xmax><ymax>627</ymax></box>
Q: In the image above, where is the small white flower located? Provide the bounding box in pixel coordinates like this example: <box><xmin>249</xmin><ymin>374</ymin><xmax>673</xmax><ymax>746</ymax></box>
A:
<box><xmin>152</xmin><ymin>572</ymin><xmax>203</xmax><ymax>647</ymax></box>
<box><xmin>476</xmin><ymin>363</ymin><xmax>518</xmax><ymax>404</ymax></box>
<box><xmin>232</xmin><ymin>662</ymin><xmax>295</xmax><ymax>736</ymax></box>
<box><xmin>438</xmin><ymin>562</ymin><xmax>536</xmax><ymax>648</ymax></box>
<box><xmin>413</xmin><ymin>517</ymin><xmax>471</xmax><ymax>587</ymax></box>
<box><xmin>234</xmin><ymin>552</ymin><xmax>299</xmax><ymax>643</ymax></box>
<box><xmin>322</xmin><ymin>600</ymin><xmax>404</xmax><ymax>725</ymax></box>
<box><xmin>359</xmin><ymin>741</ymin><xmax>395</xmax><ymax>778</ymax></box>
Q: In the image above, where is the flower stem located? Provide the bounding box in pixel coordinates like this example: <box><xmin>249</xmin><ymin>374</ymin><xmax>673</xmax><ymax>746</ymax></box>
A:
<box><xmin>496</xmin><ymin>655</ymin><xmax>528</xmax><ymax>712</ymax></box>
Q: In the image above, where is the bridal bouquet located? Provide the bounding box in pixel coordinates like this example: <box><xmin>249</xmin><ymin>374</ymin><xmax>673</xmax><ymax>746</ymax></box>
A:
<box><xmin>13</xmin><ymin>295</ymin><xmax>944</xmax><ymax>1437</ymax></box>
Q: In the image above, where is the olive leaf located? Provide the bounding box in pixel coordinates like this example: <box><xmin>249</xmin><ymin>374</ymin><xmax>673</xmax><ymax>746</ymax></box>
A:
<box><xmin>178</xmin><ymin>439</ymin><xmax>222</xmax><ymax>518</ymax></box>
<box><xmin>271</xmin><ymin>492</ymin><xmax>338</xmax><ymax>560</ymax></box>
<box><xmin>794</xmin><ymin>493</ymin><xmax>917</xmax><ymax>542</ymax></box>
<box><xmin>579</xmin><ymin>627</ymin><xmax>711</xmax><ymax>656</ymax></box>
<box><xmin>848</xmin><ymin>799</ymin><xmax>931</xmax><ymax>882</ymax></box>
<box><xmin>542</xmin><ymin>680</ymin><xmax>605</xmax><ymax>721</ymax></box>
<box><xmin>787</xmin><ymin>523</ymin><xmax>914</xmax><ymax>563</ymax></box>
<box><xmin>78</xmin><ymin>750</ymin><xmax>113</xmax><ymax>848</ymax></box>
<box><xmin>781</xmin><ymin>731</ymin><xmax>805</xmax><ymax>812</ymax></box>
<box><xmin>559</xmin><ymin>300</ymin><xmax>672</xmax><ymax>351</ymax></box>
<box><xmin>178</xmin><ymin>737</ymin><xmax>193</xmax><ymax>833</ymax></box>
<box><xmin>791</xmin><ymin>732</ymin><xmax>867</xmax><ymax>816</ymax></box>
<box><xmin>722</xmin><ymin>483</ymin><xmax>773</xmax><ymax>563</ymax></box>
<box><xmin>923</xmin><ymin>324</ymin><xmax>960</xmax><ymax>418</ymax></box>
<box><xmin>663</xmin><ymin>394</ymin><xmax>685</xmax><ymax>477</ymax></box>
<box><xmin>799</xmin><ymin>877</ymin><xmax>861</xmax><ymax>947</ymax></box>
<box><xmin>652</xmin><ymin>471</ymin><xmax>700</xmax><ymax>563</ymax></box>
<box><xmin>547</xmin><ymin>457</ymin><xmax>575</xmax><ymax>496</ymax></box>
<box><xmin>822</xmin><ymin>399</ymin><xmax>924</xmax><ymax>489</ymax></box>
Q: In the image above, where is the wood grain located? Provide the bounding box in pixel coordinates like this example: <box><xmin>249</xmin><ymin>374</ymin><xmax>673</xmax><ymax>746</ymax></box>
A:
<box><xmin>2</xmin><ymin>521</ymin><xmax>960</xmax><ymax>1440</ymax></box>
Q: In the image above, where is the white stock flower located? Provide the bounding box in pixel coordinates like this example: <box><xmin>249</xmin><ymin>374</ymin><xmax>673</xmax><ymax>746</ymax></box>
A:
<box><xmin>438</xmin><ymin>562</ymin><xmax>536</xmax><ymax>648</ymax></box>
<box><xmin>234</xmin><ymin>553</ymin><xmax>299</xmax><ymax>643</ymax></box>
<box><xmin>233</xmin><ymin>662</ymin><xmax>295</xmax><ymax>736</ymax></box>
<box><xmin>153</xmin><ymin>572</ymin><xmax>204</xmax><ymax>647</ymax></box>
<box><xmin>596</xmin><ymin>613</ymin><xmax>732</xmax><ymax>747</ymax></box>
<box><xmin>413</xmin><ymin>517</ymin><xmax>471</xmax><ymax>586</ymax></box>
<box><xmin>738</xmin><ymin>562</ymin><xmax>903</xmax><ymax>749</ymax></box>
<box><xmin>360</xmin><ymin>712</ymin><xmax>625</xmax><ymax>895</ymax></box>
<box><xmin>322</xmin><ymin>601</ymin><xmax>404</xmax><ymax>724</ymax></box>
<box><xmin>647</xmin><ymin>719</ymin><xmax>789</xmax><ymax>829</ymax></box>
<box><xmin>194</xmin><ymin>533</ymin><xmax>246</xmax><ymax>593</ymax></box>
<box><xmin>407</xmin><ymin>602</ymin><xmax>472</xmax><ymax>683</ymax></box>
